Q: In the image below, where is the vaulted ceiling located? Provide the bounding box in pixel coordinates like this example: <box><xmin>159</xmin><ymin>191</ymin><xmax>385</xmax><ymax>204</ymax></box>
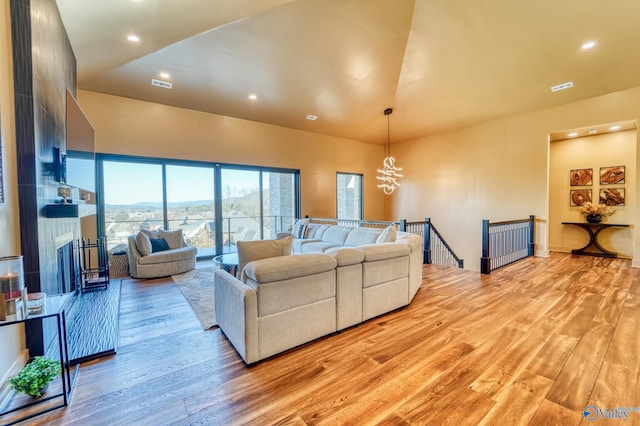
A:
<box><xmin>56</xmin><ymin>0</ymin><xmax>640</xmax><ymax>144</ymax></box>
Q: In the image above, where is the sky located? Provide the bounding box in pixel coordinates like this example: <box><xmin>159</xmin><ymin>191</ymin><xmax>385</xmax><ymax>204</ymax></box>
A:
<box><xmin>103</xmin><ymin>162</ymin><xmax>265</xmax><ymax>205</ymax></box>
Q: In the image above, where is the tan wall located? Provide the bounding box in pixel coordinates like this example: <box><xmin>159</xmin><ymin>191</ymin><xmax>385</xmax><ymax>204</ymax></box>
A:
<box><xmin>77</xmin><ymin>90</ymin><xmax>386</xmax><ymax>221</ymax></box>
<box><xmin>391</xmin><ymin>87</ymin><xmax>640</xmax><ymax>271</ymax></box>
<box><xmin>0</xmin><ymin>0</ymin><xmax>27</xmax><ymax>385</ymax></box>
<box><xmin>550</xmin><ymin>131</ymin><xmax>636</xmax><ymax>256</ymax></box>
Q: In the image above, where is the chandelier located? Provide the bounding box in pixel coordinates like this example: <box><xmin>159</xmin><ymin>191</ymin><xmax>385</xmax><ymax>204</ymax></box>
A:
<box><xmin>376</xmin><ymin>108</ymin><xmax>402</xmax><ymax>194</ymax></box>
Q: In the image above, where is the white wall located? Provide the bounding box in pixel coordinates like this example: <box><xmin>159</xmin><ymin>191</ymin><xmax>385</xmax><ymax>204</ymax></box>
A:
<box><xmin>391</xmin><ymin>88</ymin><xmax>640</xmax><ymax>271</ymax></box>
<box><xmin>549</xmin><ymin>130</ymin><xmax>636</xmax><ymax>256</ymax></box>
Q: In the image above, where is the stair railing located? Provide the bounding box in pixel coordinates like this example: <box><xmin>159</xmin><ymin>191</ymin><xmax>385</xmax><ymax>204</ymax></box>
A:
<box><xmin>481</xmin><ymin>215</ymin><xmax>535</xmax><ymax>274</ymax></box>
<box><xmin>401</xmin><ymin>218</ymin><xmax>463</xmax><ymax>268</ymax></box>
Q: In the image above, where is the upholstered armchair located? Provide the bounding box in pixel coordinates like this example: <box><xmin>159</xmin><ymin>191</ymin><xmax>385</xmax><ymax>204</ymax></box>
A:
<box><xmin>127</xmin><ymin>229</ymin><xmax>197</xmax><ymax>278</ymax></box>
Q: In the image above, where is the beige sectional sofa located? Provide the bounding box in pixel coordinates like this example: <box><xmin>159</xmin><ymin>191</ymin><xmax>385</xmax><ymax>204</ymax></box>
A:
<box><xmin>214</xmin><ymin>225</ymin><xmax>423</xmax><ymax>364</ymax></box>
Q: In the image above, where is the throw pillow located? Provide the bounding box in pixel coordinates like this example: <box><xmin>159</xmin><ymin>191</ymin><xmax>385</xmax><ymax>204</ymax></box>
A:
<box><xmin>140</xmin><ymin>229</ymin><xmax>160</xmax><ymax>239</ymax></box>
<box><xmin>149</xmin><ymin>238</ymin><xmax>170</xmax><ymax>253</ymax></box>
<box><xmin>376</xmin><ymin>225</ymin><xmax>397</xmax><ymax>243</ymax></box>
<box><xmin>158</xmin><ymin>229</ymin><xmax>184</xmax><ymax>249</ymax></box>
<box><xmin>291</xmin><ymin>218</ymin><xmax>309</xmax><ymax>239</ymax></box>
<box><xmin>236</xmin><ymin>236</ymin><xmax>293</xmax><ymax>280</ymax></box>
<box><xmin>135</xmin><ymin>232</ymin><xmax>152</xmax><ymax>256</ymax></box>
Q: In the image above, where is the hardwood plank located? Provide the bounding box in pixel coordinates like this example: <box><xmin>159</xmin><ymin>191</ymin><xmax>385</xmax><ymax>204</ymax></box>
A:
<box><xmin>528</xmin><ymin>399</ymin><xmax>582</xmax><ymax>425</ymax></box>
<box><xmin>18</xmin><ymin>252</ymin><xmax>640</xmax><ymax>426</ymax></box>
<box><xmin>545</xmin><ymin>321</ymin><xmax>615</xmax><ymax>411</ymax></box>
<box><xmin>478</xmin><ymin>370</ymin><xmax>553</xmax><ymax>425</ymax></box>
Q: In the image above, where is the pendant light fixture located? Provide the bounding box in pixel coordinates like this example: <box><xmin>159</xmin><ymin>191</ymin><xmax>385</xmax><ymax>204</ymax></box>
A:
<box><xmin>376</xmin><ymin>108</ymin><xmax>402</xmax><ymax>194</ymax></box>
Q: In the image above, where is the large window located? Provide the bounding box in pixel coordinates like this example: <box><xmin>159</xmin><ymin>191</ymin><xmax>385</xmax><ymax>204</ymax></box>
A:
<box><xmin>97</xmin><ymin>154</ymin><xmax>299</xmax><ymax>258</ymax></box>
<box><xmin>337</xmin><ymin>172</ymin><xmax>363</xmax><ymax>220</ymax></box>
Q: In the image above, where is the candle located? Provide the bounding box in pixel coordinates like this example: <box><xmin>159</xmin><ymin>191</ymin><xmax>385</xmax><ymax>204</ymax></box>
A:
<box><xmin>0</xmin><ymin>273</ymin><xmax>23</xmax><ymax>299</ymax></box>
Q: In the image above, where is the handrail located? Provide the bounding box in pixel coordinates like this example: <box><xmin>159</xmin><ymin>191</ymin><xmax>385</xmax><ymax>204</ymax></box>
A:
<box><xmin>305</xmin><ymin>216</ymin><xmax>400</xmax><ymax>229</ymax></box>
<box><xmin>481</xmin><ymin>215</ymin><xmax>534</xmax><ymax>274</ymax></box>
<box><xmin>402</xmin><ymin>217</ymin><xmax>463</xmax><ymax>268</ymax></box>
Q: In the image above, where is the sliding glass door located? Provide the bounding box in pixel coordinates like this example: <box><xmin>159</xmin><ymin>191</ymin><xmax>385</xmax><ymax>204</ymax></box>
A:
<box><xmin>102</xmin><ymin>160</ymin><xmax>165</xmax><ymax>248</ymax></box>
<box><xmin>97</xmin><ymin>154</ymin><xmax>299</xmax><ymax>258</ymax></box>
<box><xmin>166</xmin><ymin>165</ymin><xmax>216</xmax><ymax>257</ymax></box>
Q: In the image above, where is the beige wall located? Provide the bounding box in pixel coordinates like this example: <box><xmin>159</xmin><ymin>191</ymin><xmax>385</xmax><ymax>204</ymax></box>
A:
<box><xmin>391</xmin><ymin>87</ymin><xmax>640</xmax><ymax>271</ymax></box>
<box><xmin>77</xmin><ymin>90</ymin><xmax>386</xmax><ymax>221</ymax></box>
<box><xmin>550</xmin><ymin>131</ymin><xmax>636</xmax><ymax>256</ymax></box>
<box><xmin>0</xmin><ymin>0</ymin><xmax>27</xmax><ymax>385</ymax></box>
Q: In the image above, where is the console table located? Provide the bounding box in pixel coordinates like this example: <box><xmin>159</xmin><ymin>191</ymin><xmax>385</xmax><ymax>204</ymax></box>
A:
<box><xmin>561</xmin><ymin>222</ymin><xmax>629</xmax><ymax>258</ymax></box>
<box><xmin>0</xmin><ymin>294</ymin><xmax>77</xmax><ymax>425</ymax></box>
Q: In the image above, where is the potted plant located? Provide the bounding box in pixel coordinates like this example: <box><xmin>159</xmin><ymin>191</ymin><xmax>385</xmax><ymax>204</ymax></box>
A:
<box><xmin>9</xmin><ymin>356</ymin><xmax>62</xmax><ymax>398</ymax></box>
<box><xmin>579</xmin><ymin>202</ymin><xmax>616</xmax><ymax>223</ymax></box>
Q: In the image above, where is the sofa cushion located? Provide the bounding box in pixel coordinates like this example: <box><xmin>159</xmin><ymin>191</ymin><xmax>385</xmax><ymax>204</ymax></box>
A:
<box><xmin>321</xmin><ymin>226</ymin><xmax>353</xmax><ymax>245</ymax></box>
<box><xmin>291</xmin><ymin>218</ymin><xmax>309</xmax><ymax>239</ymax></box>
<box><xmin>243</xmin><ymin>253</ymin><xmax>337</xmax><ymax>283</ymax></box>
<box><xmin>306</xmin><ymin>224</ymin><xmax>330</xmax><ymax>239</ymax></box>
<box><xmin>376</xmin><ymin>225</ymin><xmax>397</xmax><ymax>243</ymax></box>
<box><xmin>158</xmin><ymin>229</ymin><xmax>184</xmax><ymax>249</ymax></box>
<box><xmin>137</xmin><ymin>246</ymin><xmax>197</xmax><ymax>265</ymax></box>
<box><xmin>357</xmin><ymin>243</ymin><xmax>410</xmax><ymax>262</ymax></box>
<box><xmin>344</xmin><ymin>227</ymin><xmax>382</xmax><ymax>246</ymax></box>
<box><xmin>135</xmin><ymin>232</ymin><xmax>153</xmax><ymax>256</ymax></box>
<box><xmin>293</xmin><ymin>238</ymin><xmax>322</xmax><ymax>253</ymax></box>
<box><xmin>300</xmin><ymin>241</ymin><xmax>340</xmax><ymax>253</ymax></box>
<box><xmin>150</xmin><ymin>238</ymin><xmax>170</xmax><ymax>253</ymax></box>
<box><xmin>325</xmin><ymin>247</ymin><xmax>365</xmax><ymax>266</ymax></box>
<box><xmin>237</xmin><ymin>236</ymin><xmax>293</xmax><ymax>278</ymax></box>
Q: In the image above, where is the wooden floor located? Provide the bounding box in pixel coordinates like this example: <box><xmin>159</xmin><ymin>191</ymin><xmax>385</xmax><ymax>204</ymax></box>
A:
<box><xmin>25</xmin><ymin>252</ymin><xmax>640</xmax><ymax>425</ymax></box>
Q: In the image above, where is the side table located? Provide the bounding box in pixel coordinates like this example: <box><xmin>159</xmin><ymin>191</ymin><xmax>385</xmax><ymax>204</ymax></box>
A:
<box><xmin>0</xmin><ymin>293</ymin><xmax>78</xmax><ymax>425</ymax></box>
<box><xmin>214</xmin><ymin>253</ymin><xmax>239</xmax><ymax>276</ymax></box>
<box><xmin>561</xmin><ymin>222</ymin><xmax>630</xmax><ymax>258</ymax></box>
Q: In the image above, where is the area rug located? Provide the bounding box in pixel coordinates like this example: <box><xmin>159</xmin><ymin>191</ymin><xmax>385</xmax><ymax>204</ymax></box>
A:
<box><xmin>172</xmin><ymin>267</ymin><xmax>218</xmax><ymax>330</ymax></box>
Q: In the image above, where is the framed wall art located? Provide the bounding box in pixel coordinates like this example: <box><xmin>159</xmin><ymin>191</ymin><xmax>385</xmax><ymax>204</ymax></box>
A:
<box><xmin>600</xmin><ymin>166</ymin><xmax>625</xmax><ymax>185</ymax></box>
<box><xmin>599</xmin><ymin>188</ymin><xmax>625</xmax><ymax>206</ymax></box>
<box><xmin>570</xmin><ymin>168</ymin><xmax>593</xmax><ymax>186</ymax></box>
<box><xmin>570</xmin><ymin>189</ymin><xmax>592</xmax><ymax>206</ymax></box>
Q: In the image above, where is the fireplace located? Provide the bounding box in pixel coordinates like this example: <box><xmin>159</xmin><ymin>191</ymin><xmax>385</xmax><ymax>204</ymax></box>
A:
<box><xmin>56</xmin><ymin>240</ymin><xmax>81</xmax><ymax>294</ymax></box>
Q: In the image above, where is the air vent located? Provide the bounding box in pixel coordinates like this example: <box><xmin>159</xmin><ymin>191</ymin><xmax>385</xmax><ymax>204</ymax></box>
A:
<box><xmin>151</xmin><ymin>79</ymin><xmax>172</xmax><ymax>89</ymax></box>
<box><xmin>306</xmin><ymin>114</ymin><xmax>318</xmax><ymax>121</ymax></box>
<box><xmin>551</xmin><ymin>81</ymin><xmax>573</xmax><ymax>92</ymax></box>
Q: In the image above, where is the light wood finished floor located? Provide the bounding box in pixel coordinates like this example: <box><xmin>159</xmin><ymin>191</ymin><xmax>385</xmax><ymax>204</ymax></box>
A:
<box><xmin>25</xmin><ymin>252</ymin><xmax>640</xmax><ymax>425</ymax></box>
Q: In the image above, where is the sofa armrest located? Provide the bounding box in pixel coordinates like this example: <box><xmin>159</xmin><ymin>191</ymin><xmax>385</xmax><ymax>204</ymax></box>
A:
<box><xmin>357</xmin><ymin>243</ymin><xmax>410</xmax><ymax>262</ymax></box>
<box><xmin>214</xmin><ymin>270</ymin><xmax>259</xmax><ymax>364</ymax></box>
<box><xmin>396</xmin><ymin>232</ymin><xmax>423</xmax><ymax>252</ymax></box>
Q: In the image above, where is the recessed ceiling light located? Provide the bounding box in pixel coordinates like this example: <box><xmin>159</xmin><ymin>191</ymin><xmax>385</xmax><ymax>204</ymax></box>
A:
<box><xmin>609</xmin><ymin>125</ymin><xmax>621</xmax><ymax>131</ymax></box>
<box><xmin>127</xmin><ymin>34</ymin><xmax>140</xmax><ymax>43</ymax></box>
<box><xmin>568</xmin><ymin>132</ymin><xmax>579</xmax><ymax>137</ymax></box>
<box><xmin>588</xmin><ymin>129</ymin><xmax>597</xmax><ymax>135</ymax></box>
<box><xmin>248</xmin><ymin>94</ymin><xmax>257</xmax><ymax>100</ymax></box>
<box><xmin>306</xmin><ymin>114</ymin><xmax>318</xmax><ymax>121</ymax></box>
<box><xmin>551</xmin><ymin>81</ymin><xmax>573</xmax><ymax>92</ymax></box>
<box><xmin>159</xmin><ymin>72</ymin><xmax>170</xmax><ymax>79</ymax></box>
<box><xmin>581</xmin><ymin>41</ymin><xmax>596</xmax><ymax>50</ymax></box>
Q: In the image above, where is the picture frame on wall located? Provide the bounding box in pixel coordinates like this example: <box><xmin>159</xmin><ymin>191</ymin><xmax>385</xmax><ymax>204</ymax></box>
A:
<box><xmin>600</xmin><ymin>166</ymin><xmax>625</xmax><ymax>185</ymax></box>
<box><xmin>570</xmin><ymin>168</ymin><xmax>593</xmax><ymax>186</ymax></box>
<box><xmin>600</xmin><ymin>188</ymin><xmax>625</xmax><ymax>206</ymax></box>
<box><xmin>570</xmin><ymin>189</ymin><xmax>592</xmax><ymax>206</ymax></box>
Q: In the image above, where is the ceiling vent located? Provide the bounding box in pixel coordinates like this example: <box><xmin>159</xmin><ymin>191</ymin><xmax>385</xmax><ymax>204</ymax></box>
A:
<box><xmin>151</xmin><ymin>79</ymin><xmax>172</xmax><ymax>89</ymax></box>
<box><xmin>550</xmin><ymin>81</ymin><xmax>573</xmax><ymax>92</ymax></box>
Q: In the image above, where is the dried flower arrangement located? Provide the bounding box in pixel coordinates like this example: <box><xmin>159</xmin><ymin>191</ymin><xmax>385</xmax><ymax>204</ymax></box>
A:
<box><xmin>579</xmin><ymin>202</ymin><xmax>616</xmax><ymax>217</ymax></box>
